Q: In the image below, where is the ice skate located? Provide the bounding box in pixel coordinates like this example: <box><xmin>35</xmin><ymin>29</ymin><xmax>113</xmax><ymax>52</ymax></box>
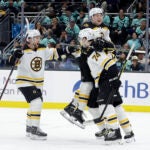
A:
<box><xmin>71</xmin><ymin>108</ymin><xmax>85</xmax><ymax>129</ymax></box>
<box><xmin>60</xmin><ymin>102</ymin><xmax>76</xmax><ymax>124</ymax></box>
<box><xmin>104</xmin><ymin>128</ymin><xmax>122</xmax><ymax>145</ymax></box>
<box><xmin>124</xmin><ymin>131</ymin><xmax>135</xmax><ymax>143</ymax></box>
<box><xmin>30</xmin><ymin>126</ymin><xmax>47</xmax><ymax>140</ymax></box>
<box><xmin>95</xmin><ymin>128</ymin><xmax>109</xmax><ymax>139</ymax></box>
<box><xmin>26</xmin><ymin>125</ymin><xmax>31</xmax><ymax>137</ymax></box>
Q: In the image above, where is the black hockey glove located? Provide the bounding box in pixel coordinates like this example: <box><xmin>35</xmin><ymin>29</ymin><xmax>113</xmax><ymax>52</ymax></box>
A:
<box><xmin>9</xmin><ymin>48</ymin><xmax>23</xmax><ymax>65</ymax></box>
<box><xmin>109</xmin><ymin>78</ymin><xmax>121</xmax><ymax>90</ymax></box>
<box><xmin>13</xmin><ymin>48</ymin><xmax>23</xmax><ymax>58</ymax></box>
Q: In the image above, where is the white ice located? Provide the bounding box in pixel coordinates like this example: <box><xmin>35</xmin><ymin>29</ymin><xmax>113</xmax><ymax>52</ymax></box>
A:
<box><xmin>0</xmin><ymin>108</ymin><xmax>149</xmax><ymax>150</ymax></box>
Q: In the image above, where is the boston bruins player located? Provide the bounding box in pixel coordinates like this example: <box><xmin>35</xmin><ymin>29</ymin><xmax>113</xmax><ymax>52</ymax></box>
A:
<box><xmin>60</xmin><ymin>7</ymin><xmax>134</xmax><ymax>143</ymax></box>
<box><xmin>9</xmin><ymin>29</ymin><xmax>58</xmax><ymax>140</ymax></box>
<box><xmin>61</xmin><ymin>8</ymin><xmax>110</xmax><ymax>130</ymax></box>
<box><xmin>79</xmin><ymin>28</ymin><xmax>135</xmax><ymax>143</ymax></box>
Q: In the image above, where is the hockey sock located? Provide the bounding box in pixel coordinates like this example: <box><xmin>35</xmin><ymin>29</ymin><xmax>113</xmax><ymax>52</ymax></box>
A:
<box><xmin>115</xmin><ymin>105</ymin><xmax>132</xmax><ymax>134</ymax></box>
<box><xmin>29</xmin><ymin>98</ymin><xmax>42</xmax><ymax>127</ymax></box>
<box><xmin>89</xmin><ymin>108</ymin><xmax>106</xmax><ymax>131</ymax></box>
<box><xmin>26</xmin><ymin>108</ymin><xmax>31</xmax><ymax>127</ymax></box>
<box><xmin>71</xmin><ymin>89</ymin><xmax>80</xmax><ymax>106</ymax></box>
<box><xmin>99</xmin><ymin>104</ymin><xmax>119</xmax><ymax>129</ymax></box>
<box><xmin>78</xmin><ymin>92</ymin><xmax>89</xmax><ymax>110</ymax></box>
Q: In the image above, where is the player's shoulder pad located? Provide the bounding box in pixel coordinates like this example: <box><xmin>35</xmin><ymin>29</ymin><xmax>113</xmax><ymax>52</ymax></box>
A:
<box><xmin>100</xmin><ymin>23</ymin><xmax>109</xmax><ymax>30</ymax></box>
<box><xmin>81</xmin><ymin>22</ymin><xmax>91</xmax><ymax>29</ymax></box>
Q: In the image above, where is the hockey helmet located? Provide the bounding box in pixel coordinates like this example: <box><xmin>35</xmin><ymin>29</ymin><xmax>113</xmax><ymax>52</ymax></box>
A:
<box><xmin>26</xmin><ymin>29</ymin><xmax>41</xmax><ymax>41</ymax></box>
<box><xmin>89</xmin><ymin>7</ymin><xmax>103</xmax><ymax>17</ymax></box>
<box><xmin>78</xmin><ymin>28</ymin><xmax>95</xmax><ymax>42</ymax></box>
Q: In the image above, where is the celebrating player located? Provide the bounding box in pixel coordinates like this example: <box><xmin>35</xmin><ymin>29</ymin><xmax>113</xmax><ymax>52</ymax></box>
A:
<box><xmin>9</xmin><ymin>29</ymin><xmax>58</xmax><ymax>140</ymax></box>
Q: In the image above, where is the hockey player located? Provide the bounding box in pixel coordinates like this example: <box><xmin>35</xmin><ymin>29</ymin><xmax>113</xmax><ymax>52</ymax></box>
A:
<box><xmin>60</xmin><ymin>7</ymin><xmax>112</xmax><ymax>131</ymax></box>
<box><xmin>78</xmin><ymin>28</ymin><xmax>135</xmax><ymax>143</ymax></box>
<box><xmin>9</xmin><ymin>29</ymin><xmax>59</xmax><ymax>140</ymax></box>
<box><xmin>60</xmin><ymin>7</ymin><xmax>134</xmax><ymax>143</ymax></box>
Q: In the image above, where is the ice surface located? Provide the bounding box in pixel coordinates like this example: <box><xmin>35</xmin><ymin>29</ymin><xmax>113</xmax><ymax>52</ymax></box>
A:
<box><xmin>0</xmin><ymin>108</ymin><xmax>149</xmax><ymax>150</ymax></box>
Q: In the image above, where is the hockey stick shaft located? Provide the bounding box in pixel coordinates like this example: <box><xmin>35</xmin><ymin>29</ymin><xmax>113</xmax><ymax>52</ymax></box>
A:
<box><xmin>84</xmin><ymin>44</ymin><xmax>135</xmax><ymax>126</ymax></box>
<box><xmin>0</xmin><ymin>65</ymin><xmax>15</xmax><ymax>100</ymax></box>
<box><xmin>0</xmin><ymin>30</ymin><xmax>29</xmax><ymax>101</ymax></box>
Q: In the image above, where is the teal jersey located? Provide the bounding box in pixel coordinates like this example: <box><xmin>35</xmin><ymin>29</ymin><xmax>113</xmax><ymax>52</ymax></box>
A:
<box><xmin>103</xmin><ymin>15</ymin><xmax>111</xmax><ymax>27</ymax></box>
<box><xmin>127</xmin><ymin>39</ymin><xmax>142</xmax><ymax>50</ymax></box>
<box><xmin>112</xmin><ymin>16</ymin><xmax>130</xmax><ymax>30</ymax></box>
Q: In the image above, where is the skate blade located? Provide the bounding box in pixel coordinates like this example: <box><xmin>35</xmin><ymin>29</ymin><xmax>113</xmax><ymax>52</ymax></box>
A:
<box><xmin>30</xmin><ymin>135</ymin><xmax>47</xmax><ymax>140</ymax></box>
<box><xmin>26</xmin><ymin>133</ymin><xmax>31</xmax><ymax>137</ymax></box>
<box><xmin>125</xmin><ymin>137</ymin><xmax>135</xmax><ymax>143</ymax></box>
<box><xmin>105</xmin><ymin>139</ymin><xmax>123</xmax><ymax>145</ymax></box>
<box><xmin>60</xmin><ymin>111</ymin><xmax>85</xmax><ymax>129</ymax></box>
<box><xmin>71</xmin><ymin>117</ymin><xmax>85</xmax><ymax>129</ymax></box>
<box><xmin>60</xmin><ymin>110</ymin><xmax>75</xmax><ymax>124</ymax></box>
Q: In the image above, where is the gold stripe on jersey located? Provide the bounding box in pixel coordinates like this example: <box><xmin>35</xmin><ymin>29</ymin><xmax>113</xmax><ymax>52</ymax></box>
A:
<box><xmin>24</xmin><ymin>48</ymin><xmax>45</xmax><ymax>52</ymax></box>
<box><xmin>103</xmin><ymin>26</ymin><xmax>108</xmax><ymax>30</ymax></box>
<box><xmin>104</xmin><ymin>59</ymin><xmax>116</xmax><ymax>70</ymax></box>
<box><xmin>16</xmin><ymin>81</ymin><xmax>44</xmax><ymax>86</ymax></box>
<box><xmin>101</xmin><ymin>57</ymin><xmax>110</xmax><ymax>68</ymax></box>
<box><xmin>93</xmin><ymin>27</ymin><xmax>99</xmax><ymax>30</ymax></box>
<box><xmin>17</xmin><ymin>75</ymin><xmax>44</xmax><ymax>81</ymax></box>
<box><xmin>94</xmin><ymin>73</ymin><xmax>101</xmax><ymax>87</ymax></box>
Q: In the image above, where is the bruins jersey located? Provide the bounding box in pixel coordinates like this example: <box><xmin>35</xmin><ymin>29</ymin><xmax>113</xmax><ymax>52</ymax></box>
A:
<box><xmin>78</xmin><ymin>22</ymin><xmax>113</xmax><ymax>83</ymax></box>
<box><xmin>82</xmin><ymin>22</ymin><xmax>111</xmax><ymax>41</ymax></box>
<box><xmin>87</xmin><ymin>50</ymin><xmax>116</xmax><ymax>87</ymax></box>
<box><xmin>16</xmin><ymin>44</ymin><xmax>58</xmax><ymax>88</ymax></box>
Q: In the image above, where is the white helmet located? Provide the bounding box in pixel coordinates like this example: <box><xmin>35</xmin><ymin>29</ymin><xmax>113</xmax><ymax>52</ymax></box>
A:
<box><xmin>26</xmin><ymin>29</ymin><xmax>41</xmax><ymax>41</ymax></box>
<box><xmin>89</xmin><ymin>7</ymin><xmax>103</xmax><ymax>17</ymax></box>
<box><xmin>78</xmin><ymin>28</ymin><xmax>95</xmax><ymax>41</ymax></box>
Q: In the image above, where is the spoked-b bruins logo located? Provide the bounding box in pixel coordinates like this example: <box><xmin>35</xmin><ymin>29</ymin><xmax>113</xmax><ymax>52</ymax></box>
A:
<box><xmin>31</xmin><ymin>57</ymin><xmax>42</xmax><ymax>72</ymax></box>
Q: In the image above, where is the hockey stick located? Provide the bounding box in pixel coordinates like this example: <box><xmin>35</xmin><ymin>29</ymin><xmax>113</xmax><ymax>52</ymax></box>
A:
<box><xmin>83</xmin><ymin>44</ymin><xmax>135</xmax><ymax>126</ymax></box>
<box><xmin>0</xmin><ymin>18</ymin><xmax>29</xmax><ymax>101</ymax></box>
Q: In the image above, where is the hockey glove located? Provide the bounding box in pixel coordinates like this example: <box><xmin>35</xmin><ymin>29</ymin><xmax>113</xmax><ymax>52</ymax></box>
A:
<box><xmin>9</xmin><ymin>48</ymin><xmax>23</xmax><ymax>65</ymax></box>
<box><xmin>109</xmin><ymin>78</ymin><xmax>121</xmax><ymax>90</ymax></box>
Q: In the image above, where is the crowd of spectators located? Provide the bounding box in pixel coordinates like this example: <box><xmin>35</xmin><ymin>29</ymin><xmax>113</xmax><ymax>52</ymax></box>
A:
<box><xmin>0</xmin><ymin>0</ymin><xmax>150</xmax><ymax>72</ymax></box>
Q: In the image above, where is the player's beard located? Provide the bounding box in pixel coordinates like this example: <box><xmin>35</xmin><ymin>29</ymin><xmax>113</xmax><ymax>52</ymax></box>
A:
<box><xmin>34</xmin><ymin>42</ymin><xmax>39</xmax><ymax>49</ymax></box>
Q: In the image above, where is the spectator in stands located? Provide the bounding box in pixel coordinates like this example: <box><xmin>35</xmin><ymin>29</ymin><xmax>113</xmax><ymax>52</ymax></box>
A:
<box><xmin>134</xmin><ymin>49</ymin><xmax>146</xmax><ymax>65</ymax></box>
<box><xmin>130</xmin><ymin>55</ymin><xmax>144</xmax><ymax>71</ymax></box>
<box><xmin>45</xmin><ymin>39</ymin><xmax>58</xmax><ymax>70</ymax></box>
<box><xmin>107</xmin><ymin>0</ymin><xmax>120</xmax><ymax>13</ymax></box>
<box><xmin>135</xmin><ymin>0</ymin><xmax>146</xmax><ymax>13</ymax></box>
<box><xmin>79</xmin><ymin>0</ymin><xmax>88</xmax><ymax>13</ymax></box>
<box><xmin>65</xmin><ymin>18</ymin><xmax>80</xmax><ymax>41</ymax></box>
<box><xmin>89</xmin><ymin>1</ymin><xmax>96</xmax><ymax>10</ymax></box>
<box><xmin>96</xmin><ymin>0</ymin><xmax>108</xmax><ymax>12</ymax></box>
<box><xmin>111</xmin><ymin>9</ymin><xmax>130</xmax><ymax>45</ymax></box>
<box><xmin>116</xmin><ymin>51</ymin><xmax>131</xmax><ymax>71</ymax></box>
<box><xmin>76</xmin><ymin>9</ymin><xmax>88</xmax><ymax>28</ymax></box>
<box><xmin>50</xmin><ymin>17</ymin><xmax>62</xmax><ymax>39</ymax></box>
<box><xmin>59</xmin><ymin>30</ymin><xmax>71</xmax><ymax>44</ymax></box>
<box><xmin>103</xmin><ymin>13</ymin><xmax>111</xmax><ymax>27</ymax></box>
<box><xmin>40</xmin><ymin>30</ymin><xmax>56</xmax><ymax>47</ymax></box>
<box><xmin>125</xmin><ymin>32</ymin><xmax>143</xmax><ymax>51</ymax></box>
<box><xmin>59</xmin><ymin>6</ymin><xmax>75</xmax><ymax>26</ymax></box>
<box><xmin>35</xmin><ymin>22</ymin><xmax>47</xmax><ymax>36</ymax></box>
<box><xmin>131</xmin><ymin>11</ymin><xmax>146</xmax><ymax>32</ymax></box>
<box><xmin>135</xmin><ymin>19</ymin><xmax>147</xmax><ymax>39</ymax></box>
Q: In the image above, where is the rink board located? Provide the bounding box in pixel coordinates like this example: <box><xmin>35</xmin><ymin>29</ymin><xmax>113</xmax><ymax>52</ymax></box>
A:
<box><xmin>0</xmin><ymin>70</ymin><xmax>150</xmax><ymax>112</ymax></box>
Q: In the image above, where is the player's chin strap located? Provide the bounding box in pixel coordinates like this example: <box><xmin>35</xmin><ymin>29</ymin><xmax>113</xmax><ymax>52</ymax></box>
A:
<box><xmin>83</xmin><ymin>43</ymin><xmax>135</xmax><ymax>126</ymax></box>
